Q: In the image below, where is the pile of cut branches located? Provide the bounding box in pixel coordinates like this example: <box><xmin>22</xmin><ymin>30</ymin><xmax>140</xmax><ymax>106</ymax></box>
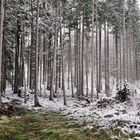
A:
<box><xmin>0</xmin><ymin>102</ymin><xmax>24</xmax><ymax>116</ymax></box>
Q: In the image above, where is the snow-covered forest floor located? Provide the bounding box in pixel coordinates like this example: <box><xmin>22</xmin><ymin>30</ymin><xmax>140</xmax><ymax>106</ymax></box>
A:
<box><xmin>3</xmin><ymin>83</ymin><xmax>140</xmax><ymax>140</ymax></box>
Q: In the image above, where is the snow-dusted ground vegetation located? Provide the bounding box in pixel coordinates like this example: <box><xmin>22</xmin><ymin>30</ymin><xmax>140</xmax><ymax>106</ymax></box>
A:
<box><xmin>3</xmin><ymin>83</ymin><xmax>140</xmax><ymax>139</ymax></box>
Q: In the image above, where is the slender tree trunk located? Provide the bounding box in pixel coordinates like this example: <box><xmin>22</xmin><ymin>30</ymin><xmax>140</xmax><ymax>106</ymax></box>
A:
<box><xmin>39</xmin><ymin>32</ymin><xmax>43</xmax><ymax>96</ymax></box>
<box><xmin>43</xmin><ymin>33</ymin><xmax>46</xmax><ymax>84</ymax></box>
<box><xmin>77</xmin><ymin>28</ymin><xmax>81</xmax><ymax>96</ymax></box>
<box><xmin>91</xmin><ymin>0</ymin><xmax>95</xmax><ymax>98</ymax></box>
<box><xmin>98</xmin><ymin>25</ymin><xmax>102</xmax><ymax>93</ymax></box>
<box><xmin>115</xmin><ymin>30</ymin><xmax>119</xmax><ymax>88</ymax></box>
<box><xmin>47</xmin><ymin>33</ymin><xmax>52</xmax><ymax>90</ymax></box>
<box><xmin>81</xmin><ymin>14</ymin><xmax>84</xmax><ymax>96</ymax></box>
<box><xmin>20</xmin><ymin>26</ymin><xmax>25</xmax><ymax>87</ymax></box>
<box><xmin>23</xmin><ymin>58</ymin><xmax>27</xmax><ymax>103</ymax></box>
<box><xmin>122</xmin><ymin>0</ymin><xmax>126</xmax><ymax>82</ymax></box>
<box><xmin>55</xmin><ymin>54</ymin><xmax>59</xmax><ymax>94</ymax></box>
<box><xmin>119</xmin><ymin>0</ymin><xmax>122</xmax><ymax>88</ymax></box>
<box><xmin>27</xmin><ymin>41</ymin><xmax>30</xmax><ymax>89</ymax></box>
<box><xmin>104</xmin><ymin>21</ymin><xmax>110</xmax><ymax>96</ymax></box>
<box><xmin>74</xmin><ymin>27</ymin><xmax>79</xmax><ymax>96</ymax></box>
<box><xmin>132</xmin><ymin>31</ymin><xmax>136</xmax><ymax>82</ymax></box>
<box><xmin>12</xmin><ymin>40</ymin><xmax>14</xmax><ymax>90</ymax></box>
<box><xmin>58</xmin><ymin>55</ymin><xmax>61</xmax><ymax>88</ymax></box>
<box><xmin>85</xmin><ymin>29</ymin><xmax>90</xmax><ymax>97</ymax></box>
<box><xmin>0</xmin><ymin>0</ymin><xmax>4</xmax><ymax>100</ymax></box>
<box><xmin>60</xmin><ymin>2</ymin><xmax>66</xmax><ymax>105</ymax></box>
<box><xmin>50</xmin><ymin>0</ymin><xmax>59</xmax><ymax>100</ymax></box>
<box><xmin>126</xmin><ymin>29</ymin><xmax>129</xmax><ymax>81</ymax></box>
<box><xmin>34</xmin><ymin>0</ymin><xmax>40</xmax><ymax>106</ymax></box>
<box><xmin>105</xmin><ymin>0</ymin><xmax>110</xmax><ymax>96</ymax></box>
<box><xmin>69</xmin><ymin>29</ymin><xmax>74</xmax><ymax>97</ymax></box>
<box><xmin>1</xmin><ymin>0</ymin><xmax>7</xmax><ymax>95</ymax></box>
<box><xmin>68</xmin><ymin>28</ymin><xmax>70</xmax><ymax>90</ymax></box>
<box><xmin>61</xmin><ymin>29</ymin><xmax>66</xmax><ymax>105</ymax></box>
<box><xmin>106</xmin><ymin>22</ymin><xmax>110</xmax><ymax>96</ymax></box>
<box><xmin>14</xmin><ymin>20</ymin><xmax>20</xmax><ymax>94</ymax></box>
<box><xmin>68</xmin><ymin>41</ymin><xmax>70</xmax><ymax>90</ymax></box>
<box><xmin>30</xmin><ymin>0</ymin><xmax>36</xmax><ymax>91</ymax></box>
<box><xmin>95</xmin><ymin>0</ymin><xmax>99</xmax><ymax>98</ymax></box>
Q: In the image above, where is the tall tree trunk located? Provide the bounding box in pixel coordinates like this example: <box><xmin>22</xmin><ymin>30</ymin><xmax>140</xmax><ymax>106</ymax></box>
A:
<box><xmin>74</xmin><ymin>27</ymin><xmax>79</xmax><ymax>96</ymax></box>
<box><xmin>104</xmin><ymin>21</ymin><xmax>110</xmax><ymax>96</ymax></box>
<box><xmin>14</xmin><ymin>20</ymin><xmax>20</xmax><ymax>94</ymax></box>
<box><xmin>69</xmin><ymin>29</ymin><xmax>74</xmax><ymax>97</ymax></box>
<box><xmin>81</xmin><ymin>14</ymin><xmax>84</xmax><ymax>96</ymax></box>
<box><xmin>85</xmin><ymin>28</ymin><xmax>90</xmax><ymax>97</ymax></box>
<box><xmin>1</xmin><ymin>0</ymin><xmax>7</xmax><ymax>95</ymax></box>
<box><xmin>68</xmin><ymin>39</ymin><xmax>70</xmax><ymax>90</ymax></box>
<box><xmin>20</xmin><ymin>26</ymin><xmax>25</xmax><ymax>88</ymax></box>
<box><xmin>47</xmin><ymin>32</ymin><xmax>52</xmax><ymax>90</ymax></box>
<box><xmin>122</xmin><ymin>0</ymin><xmax>126</xmax><ymax>82</ymax></box>
<box><xmin>115</xmin><ymin>30</ymin><xmax>119</xmax><ymax>88</ymax></box>
<box><xmin>77</xmin><ymin>27</ymin><xmax>81</xmax><ymax>96</ymax></box>
<box><xmin>50</xmin><ymin>0</ymin><xmax>59</xmax><ymax>100</ymax></box>
<box><xmin>126</xmin><ymin>29</ymin><xmax>129</xmax><ymax>81</ymax></box>
<box><xmin>95</xmin><ymin>0</ymin><xmax>99</xmax><ymax>98</ymax></box>
<box><xmin>60</xmin><ymin>2</ymin><xmax>66</xmax><ymax>105</ymax></box>
<box><xmin>91</xmin><ymin>0</ymin><xmax>95</xmax><ymax>98</ymax></box>
<box><xmin>55</xmin><ymin>54</ymin><xmax>59</xmax><ymax>94</ymax></box>
<box><xmin>61</xmin><ymin>28</ymin><xmax>66</xmax><ymax>105</ymax></box>
<box><xmin>0</xmin><ymin>0</ymin><xmax>4</xmax><ymax>100</ymax></box>
<box><xmin>105</xmin><ymin>22</ymin><xmax>110</xmax><ymax>96</ymax></box>
<box><xmin>39</xmin><ymin>32</ymin><xmax>43</xmax><ymax>96</ymax></box>
<box><xmin>43</xmin><ymin>33</ymin><xmax>47</xmax><ymax>85</ymax></box>
<box><xmin>105</xmin><ymin>0</ymin><xmax>110</xmax><ymax>96</ymax></box>
<box><xmin>27</xmin><ymin>38</ymin><xmax>30</xmax><ymax>90</ymax></box>
<box><xmin>118</xmin><ymin>0</ymin><xmax>122</xmax><ymax>88</ymax></box>
<box><xmin>98</xmin><ymin>25</ymin><xmax>102</xmax><ymax>93</ymax></box>
<box><xmin>58</xmin><ymin>55</ymin><xmax>61</xmax><ymax>88</ymax></box>
<box><xmin>34</xmin><ymin>0</ymin><xmax>40</xmax><ymax>106</ymax></box>
<box><xmin>30</xmin><ymin>0</ymin><xmax>36</xmax><ymax>91</ymax></box>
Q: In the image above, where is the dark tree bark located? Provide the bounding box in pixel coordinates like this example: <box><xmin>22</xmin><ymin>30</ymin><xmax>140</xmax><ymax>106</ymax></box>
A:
<box><xmin>14</xmin><ymin>20</ymin><xmax>20</xmax><ymax>95</ymax></box>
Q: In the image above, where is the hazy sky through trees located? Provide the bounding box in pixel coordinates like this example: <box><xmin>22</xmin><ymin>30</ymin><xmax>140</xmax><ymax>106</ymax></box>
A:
<box><xmin>138</xmin><ymin>0</ymin><xmax>140</xmax><ymax>8</ymax></box>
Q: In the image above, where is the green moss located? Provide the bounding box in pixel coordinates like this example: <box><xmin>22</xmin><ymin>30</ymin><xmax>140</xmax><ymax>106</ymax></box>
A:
<box><xmin>41</xmin><ymin>129</ymin><xmax>60</xmax><ymax>140</ymax></box>
<box><xmin>60</xmin><ymin>132</ymin><xmax>82</xmax><ymax>140</ymax></box>
<box><xmin>129</xmin><ymin>131</ymin><xmax>136</xmax><ymax>139</ymax></box>
<box><xmin>96</xmin><ymin>129</ymin><xmax>111</xmax><ymax>140</ymax></box>
<box><xmin>0</xmin><ymin>133</ymin><xmax>4</xmax><ymax>139</ymax></box>
<box><xmin>14</xmin><ymin>135</ymin><xmax>28</xmax><ymax>140</ymax></box>
<box><xmin>0</xmin><ymin>110</ymin><xmax>115</xmax><ymax>140</ymax></box>
<box><xmin>82</xmin><ymin>128</ymin><xmax>91</xmax><ymax>136</ymax></box>
<box><xmin>66</xmin><ymin>122</ymin><xmax>83</xmax><ymax>128</ymax></box>
<box><xmin>112</xmin><ymin>128</ymin><xmax>129</xmax><ymax>139</ymax></box>
<box><xmin>41</xmin><ymin>129</ymin><xmax>85</xmax><ymax>140</ymax></box>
